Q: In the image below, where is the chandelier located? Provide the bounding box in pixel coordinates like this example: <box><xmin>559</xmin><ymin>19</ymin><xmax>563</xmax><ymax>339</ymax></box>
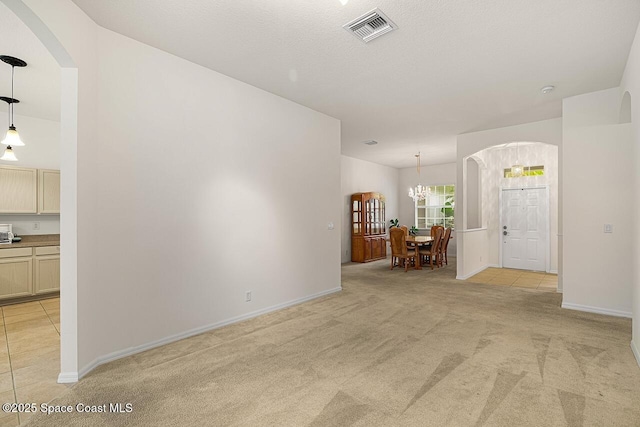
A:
<box><xmin>408</xmin><ymin>152</ymin><xmax>429</xmax><ymax>202</ymax></box>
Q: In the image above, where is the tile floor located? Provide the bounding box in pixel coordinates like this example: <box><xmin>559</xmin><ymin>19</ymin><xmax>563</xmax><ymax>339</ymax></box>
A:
<box><xmin>467</xmin><ymin>267</ymin><xmax>558</xmax><ymax>291</ymax></box>
<box><xmin>0</xmin><ymin>297</ymin><xmax>68</xmax><ymax>426</ymax></box>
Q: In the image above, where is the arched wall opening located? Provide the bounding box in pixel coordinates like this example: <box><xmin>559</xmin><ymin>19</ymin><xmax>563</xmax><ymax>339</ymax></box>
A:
<box><xmin>621</xmin><ymin>91</ymin><xmax>632</xmax><ymax>124</ymax></box>
<box><xmin>1</xmin><ymin>0</ymin><xmax>79</xmax><ymax>382</ymax></box>
<box><xmin>457</xmin><ymin>136</ymin><xmax>560</xmax><ymax>281</ymax></box>
<box><xmin>462</xmin><ymin>155</ymin><xmax>486</xmax><ymax>230</ymax></box>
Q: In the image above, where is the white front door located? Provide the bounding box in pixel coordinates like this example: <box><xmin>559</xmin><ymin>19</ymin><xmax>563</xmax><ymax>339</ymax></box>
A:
<box><xmin>501</xmin><ymin>187</ymin><xmax>548</xmax><ymax>271</ymax></box>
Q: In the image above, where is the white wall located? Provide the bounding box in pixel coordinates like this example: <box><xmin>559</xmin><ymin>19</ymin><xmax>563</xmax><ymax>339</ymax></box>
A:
<box><xmin>0</xmin><ymin>113</ymin><xmax>61</xmax><ymax>235</ymax></box>
<box><xmin>474</xmin><ymin>143</ymin><xmax>559</xmax><ymax>272</ymax></box>
<box><xmin>0</xmin><ymin>215</ymin><xmax>59</xmax><ymax>235</ymax></box>
<box><xmin>20</xmin><ymin>0</ymin><xmax>341</xmax><ymax>379</ymax></box>
<box><xmin>620</xmin><ymin>20</ymin><xmax>640</xmax><ymax>365</ymax></box>
<box><xmin>398</xmin><ymin>162</ymin><xmax>457</xmax><ymax>255</ymax></box>
<box><xmin>340</xmin><ymin>155</ymin><xmax>398</xmax><ymax>263</ymax></box>
<box><xmin>455</xmin><ymin>228</ymin><xmax>488</xmax><ymax>279</ymax></box>
<box><xmin>562</xmin><ymin>87</ymin><xmax>633</xmax><ymax>317</ymax></box>
<box><xmin>456</xmin><ymin>118</ymin><xmax>562</xmax><ymax>280</ymax></box>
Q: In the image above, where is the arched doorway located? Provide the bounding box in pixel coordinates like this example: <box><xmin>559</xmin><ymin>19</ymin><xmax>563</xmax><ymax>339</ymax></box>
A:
<box><xmin>459</xmin><ymin>141</ymin><xmax>559</xmax><ymax>290</ymax></box>
<box><xmin>1</xmin><ymin>0</ymin><xmax>79</xmax><ymax>382</ymax></box>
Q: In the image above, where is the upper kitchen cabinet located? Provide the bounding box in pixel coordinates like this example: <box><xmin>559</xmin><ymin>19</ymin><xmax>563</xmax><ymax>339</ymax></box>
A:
<box><xmin>38</xmin><ymin>169</ymin><xmax>60</xmax><ymax>214</ymax></box>
<box><xmin>0</xmin><ymin>166</ymin><xmax>60</xmax><ymax>214</ymax></box>
<box><xmin>0</xmin><ymin>166</ymin><xmax>37</xmax><ymax>213</ymax></box>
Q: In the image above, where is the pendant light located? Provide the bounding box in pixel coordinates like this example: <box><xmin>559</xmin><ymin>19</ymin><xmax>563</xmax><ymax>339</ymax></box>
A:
<box><xmin>0</xmin><ymin>55</ymin><xmax>27</xmax><ymax>147</ymax></box>
<box><xmin>0</xmin><ymin>145</ymin><xmax>17</xmax><ymax>161</ymax></box>
<box><xmin>511</xmin><ymin>142</ymin><xmax>523</xmax><ymax>177</ymax></box>
<box><xmin>408</xmin><ymin>152</ymin><xmax>429</xmax><ymax>202</ymax></box>
<box><xmin>0</xmin><ymin>97</ymin><xmax>20</xmax><ymax>162</ymax></box>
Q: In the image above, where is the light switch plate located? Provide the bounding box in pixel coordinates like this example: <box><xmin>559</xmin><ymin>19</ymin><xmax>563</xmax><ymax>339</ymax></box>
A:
<box><xmin>604</xmin><ymin>224</ymin><xmax>613</xmax><ymax>233</ymax></box>
<box><xmin>327</xmin><ymin>222</ymin><xmax>334</xmax><ymax>230</ymax></box>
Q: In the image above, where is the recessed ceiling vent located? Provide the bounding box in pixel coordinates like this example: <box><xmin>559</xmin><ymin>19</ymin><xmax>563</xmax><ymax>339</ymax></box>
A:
<box><xmin>343</xmin><ymin>8</ymin><xmax>397</xmax><ymax>43</ymax></box>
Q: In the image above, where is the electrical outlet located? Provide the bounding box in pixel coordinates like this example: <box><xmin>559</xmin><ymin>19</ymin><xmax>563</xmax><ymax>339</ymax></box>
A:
<box><xmin>245</xmin><ymin>291</ymin><xmax>251</xmax><ymax>302</ymax></box>
<box><xmin>33</xmin><ymin>222</ymin><xmax>40</xmax><ymax>230</ymax></box>
<box><xmin>604</xmin><ymin>224</ymin><xmax>613</xmax><ymax>233</ymax></box>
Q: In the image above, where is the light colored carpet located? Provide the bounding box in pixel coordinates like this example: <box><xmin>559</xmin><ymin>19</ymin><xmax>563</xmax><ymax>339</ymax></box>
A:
<box><xmin>24</xmin><ymin>258</ymin><xmax>640</xmax><ymax>426</ymax></box>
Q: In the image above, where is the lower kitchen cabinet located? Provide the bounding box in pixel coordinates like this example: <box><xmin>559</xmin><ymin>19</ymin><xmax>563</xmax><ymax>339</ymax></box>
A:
<box><xmin>0</xmin><ymin>245</ymin><xmax>60</xmax><ymax>300</ymax></box>
<box><xmin>0</xmin><ymin>257</ymin><xmax>33</xmax><ymax>299</ymax></box>
<box><xmin>34</xmin><ymin>255</ymin><xmax>60</xmax><ymax>294</ymax></box>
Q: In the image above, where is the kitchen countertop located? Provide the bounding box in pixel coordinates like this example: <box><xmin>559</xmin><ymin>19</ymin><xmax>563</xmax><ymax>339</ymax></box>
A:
<box><xmin>0</xmin><ymin>234</ymin><xmax>60</xmax><ymax>249</ymax></box>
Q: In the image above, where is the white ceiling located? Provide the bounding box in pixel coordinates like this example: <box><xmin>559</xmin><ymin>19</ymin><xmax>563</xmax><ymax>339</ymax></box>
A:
<box><xmin>0</xmin><ymin>2</ymin><xmax>60</xmax><ymax>122</ymax></box>
<box><xmin>7</xmin><ymin>1</ymin><xmax>640</xmax><ymax>168</ymax></box>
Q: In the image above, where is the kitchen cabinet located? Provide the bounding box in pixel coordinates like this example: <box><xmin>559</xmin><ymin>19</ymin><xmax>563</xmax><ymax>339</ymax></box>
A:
<box><xmin>0</xmin><ymin>166</ymin><xmax>60</xmax><ymax>214</ymax></box>
<box><xmin>0</xmin><ymin>245</ymin><xmax>59</xmax><ymax>299</ymax></box>
<box><xmin>0</xmin><ymin>166</ymin><xmax>37</xmax><ymax>213</ymax></box>
<box><xmin>34</xmin><ymin>255</ymin><xmax>60</xmax><ymax>294</ymax></box>
<box><xmin>38</xmin><ymin>169</ymin><xmax>61</xmax><ymax>214</ymax></box>
<box><xmin>0</xmin><ymin>248</ymin><xmax>33</xmax><ymax>299</ymax></box>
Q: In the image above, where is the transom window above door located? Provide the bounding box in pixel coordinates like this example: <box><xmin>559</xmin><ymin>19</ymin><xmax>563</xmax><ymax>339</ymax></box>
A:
<box><xmin>415</xmin><ymin>185</ymin><xmax>454</xmax><ymax>229</ymax></box>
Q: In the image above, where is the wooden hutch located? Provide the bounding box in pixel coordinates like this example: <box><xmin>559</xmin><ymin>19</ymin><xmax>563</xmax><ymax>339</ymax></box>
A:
<box><xmin>351</xmin><ymin>192</ymin><xmax>387</xmax><ymax>262</ymax></box>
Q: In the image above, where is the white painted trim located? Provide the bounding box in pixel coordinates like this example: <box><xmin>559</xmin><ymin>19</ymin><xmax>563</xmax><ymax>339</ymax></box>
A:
<box><xmin>499</xmin><ymin>187</ymin><xmax>503</xmax><ymax>268</ymax></box>
<box><xmin>631</xmin><ymin>341</ymin><xmax>640</xmax><ymax>368</ymax></box>
<box><xmin>457</xmin><ymin>264</ymin><xmax>488</xmax><ymax>280</ymax></box>
<box><xmin>487</xmin><ymin>264</ymin><xmax>501</xmax><ymax>268</ymax></box>
<box><xmin>76</xmin><ymin>287</ymin><xmax>342</xmax><ymax>381</ymax></box>
<box><xmin>549</xmin><ymin>269</ymin><xmax>558</xmax><ymax>274</ymax></box>
<box><xmin>561</xmin><ymin>302</ymin><xmax>632</xmax><ymax>318</ymax></box>
<box><xmin>462</xmin><ymin>157</ymin><xmax>468</xmax><ymax>230</ymax></box>
<box><xmin>57</xmin><ymin>372</ymin><xmax>78</xmax><ymax>384</ymax></box>
<box><xmin>457</xmin><ymin>227</ymin><xmax>487</xmax><ymax>233</ymax></box>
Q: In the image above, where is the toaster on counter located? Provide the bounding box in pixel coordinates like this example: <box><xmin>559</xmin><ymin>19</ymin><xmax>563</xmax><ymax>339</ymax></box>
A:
<box><xmin>0</xmin><ymin>224</ymin><xmax>14</xmax><ymax>244</ymax></box>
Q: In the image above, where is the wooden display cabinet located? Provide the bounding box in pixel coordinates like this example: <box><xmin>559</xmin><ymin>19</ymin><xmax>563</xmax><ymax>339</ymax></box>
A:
<box><xmin>351</xmin><ymin>192</ymin><xmax>387</xmax><ymax>262</ymax></box>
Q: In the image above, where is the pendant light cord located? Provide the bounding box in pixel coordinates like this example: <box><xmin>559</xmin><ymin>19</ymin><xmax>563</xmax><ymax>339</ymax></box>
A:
<box><xmin>10</xmin><ymin>66</ymin><xmax>14</xmax><ymax>127</ymax></box>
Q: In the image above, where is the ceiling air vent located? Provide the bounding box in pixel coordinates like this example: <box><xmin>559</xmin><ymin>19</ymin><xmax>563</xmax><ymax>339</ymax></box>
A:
<box><xmin>343</xmin><ymin>8</ymin><xmax>397</xmax><ymax>43</ymax></box>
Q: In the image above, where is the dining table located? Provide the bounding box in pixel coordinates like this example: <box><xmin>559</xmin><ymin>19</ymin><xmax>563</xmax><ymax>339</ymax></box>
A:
<box><xmin>405</xmin><ymin>235</ymin><xmax>434</xmax><ymax>270</ymax></box>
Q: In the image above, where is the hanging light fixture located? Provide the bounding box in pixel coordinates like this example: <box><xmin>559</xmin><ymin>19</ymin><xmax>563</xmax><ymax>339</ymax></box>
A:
<box><xmin>0</xmin><ymin>55</ymin><xmax>27</xmax><ymax>147</ymax></box>
<box><xmin>0</xmin><ymin>145</ymin><xmax>17</xmax><ymax>161</ymax></box>
<box><xmin>0</xmin><ymin>97</ymin><xmax>20</xmax><ymax>162</ymax></box>
<box><xmin>511</xmin><ymin>142</ymin><xmax>523</xmax><ymax>177</ymax></box>
<box><xmin>408</xmin><ymin>152</ymin><xmax>429</xmax><ymax>202</ymax></box>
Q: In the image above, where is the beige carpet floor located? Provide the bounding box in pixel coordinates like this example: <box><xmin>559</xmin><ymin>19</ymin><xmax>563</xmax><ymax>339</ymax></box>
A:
<box><xmin>24</xmin><ymin>259</ymin><xmax>640</xmax><ymax>426</ymax></box>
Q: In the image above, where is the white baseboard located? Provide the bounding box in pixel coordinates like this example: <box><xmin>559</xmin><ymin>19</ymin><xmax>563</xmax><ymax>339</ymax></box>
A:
<box><xmin>561</xmin><ymin>302</ymin><xmax>632</xmax><ymax>318</ymax></box>
<box><xmin>76</xmin><ymin>286</ymin><xmax>342</xmax><ymax>381</ymax></box>
<box><xmin>57</xmin><ymin>372</ymin><xmax>78</xmax><ymax>384</ymax></box>
<box><xmin>487</xmin><ymin>264</ymin><xmax>501</xmax><ymax>268</ymax></box>
<box><xmin>457</xmin><ymin>265</ymin><xmax>489</xmax><ymax>280</ymax></box>
<box><xmin>632</xmin><ymin>341</ymin><xmax>640</xmax><ymax>368</ymax></box>
<box><xmin>549</xmin><ymin>269</ymin><xmax>558</xmax><ymax>274</ymax></box>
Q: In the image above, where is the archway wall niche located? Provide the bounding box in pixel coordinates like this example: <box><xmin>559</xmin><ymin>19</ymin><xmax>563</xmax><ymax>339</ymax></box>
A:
<box><xmin>455</xmin><ymin>118</ymin><xmax>562</xmax><ymax>280</ymax></box>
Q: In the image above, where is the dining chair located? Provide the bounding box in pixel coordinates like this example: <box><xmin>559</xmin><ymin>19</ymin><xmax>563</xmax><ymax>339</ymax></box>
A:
<box><xmin>420</xmin><ymin>227</ymin><xmax>443</xmax><ymax>270</ymax></box>
<box><xmin>439</xmin><ymin>227</ymin><xmax>452</xmax><ymax>266</ymax></box>
<box><xmin>430</xmin><ymin>225</ymin><xmax>444</xmax><ymax>238</ymax></box>
<box><xmin>390</xmin><ymin>227</ymin><xmax>418</xmax><ymax>272</ymax></box>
